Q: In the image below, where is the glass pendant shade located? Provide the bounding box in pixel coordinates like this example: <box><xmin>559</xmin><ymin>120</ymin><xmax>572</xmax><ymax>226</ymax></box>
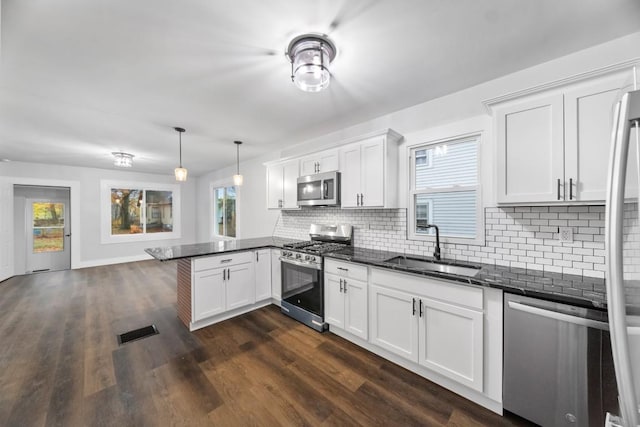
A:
<box><xmin>286</xmin><ymin>34</ymin><xmax>336</xmax><ymax>93</ymax></box>
<box><xmin>175</xmin><ymin>167</ymin><xmax>188</xmax><ymax>181</ymax></box>
<box><xmin>233</xmin><ymin>174</ymin><xmax>244</xmax><ymax>186</ymax></box>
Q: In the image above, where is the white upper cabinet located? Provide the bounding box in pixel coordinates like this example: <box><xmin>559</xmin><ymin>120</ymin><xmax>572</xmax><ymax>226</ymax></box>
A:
<box><xmin>266</xmin><ymin>159</ymin><xmax>299</xmax><ymax>209</ymax></box>
<box><xmin>300</xmin><ymin>149</ymin><xmax>339</xmax><ymax>176</ymax></box>
<box><xmin>339</xmin><ymin>129</ymin><xmax>402</xmax><ymax>208</ymax></box>
<box><xmin>493</xmin><ymin>69</ymin><xmax>635</xmax><ymax>204</ymax></box>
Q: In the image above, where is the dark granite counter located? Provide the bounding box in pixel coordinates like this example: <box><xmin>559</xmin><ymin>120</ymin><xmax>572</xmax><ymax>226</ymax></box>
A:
<box><xmin>144</xmin><ymin>236</ymin><xmax>303</xmax><ymax>261</ymax></box>
<box><xmin>146</xmin><ymin>238</ymin><xmax>640</xmax><ymax>312</ymax></box>
<box><xmin>326</xmin><ymin>247</ymin><xmax>640</xmax><ymax>313</ymax></box>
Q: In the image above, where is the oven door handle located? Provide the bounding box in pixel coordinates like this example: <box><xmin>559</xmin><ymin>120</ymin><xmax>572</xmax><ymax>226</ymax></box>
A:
<box><xmin>279</xmin><ymin>257</ymin><xmax>322</xmax><ymax>270</ymax></box>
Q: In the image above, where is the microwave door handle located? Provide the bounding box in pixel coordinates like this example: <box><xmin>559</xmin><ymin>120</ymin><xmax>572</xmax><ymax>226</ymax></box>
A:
<box><xmin>323</xmin><ymin>181</ymin><xmax>328</xmax><ymax>199</ymax></box>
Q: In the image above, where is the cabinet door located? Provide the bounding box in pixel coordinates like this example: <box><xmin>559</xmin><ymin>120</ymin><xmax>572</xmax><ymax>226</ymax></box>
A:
<box><xmin>193</xmin><ymin>268</ymin><xmax>226</xmax><ymax>321</ymax></box>
<box><xmin>369</xmin><ymin>284</ymin><xmax>419</xmax><ymax>363</ymax></box>
<box><xmin>318</xmin><ymin>150</ymin><xmax>339</xmax><ymax>173</ymax></box>
<box><xmin>226</xmin><ymin>263</ymin><xmax>255</xmax><ymax>311</ymax></box>
<box><xmin>271</xmin><ymin>249</ymin><xmax>282</xmax><ymax>302</ymax></box>
<box><xmin>254</xmin><ymin>250</ymin><xmax>271</xmax><ymax>301</ymax></box>
<box><xmin>360</xmin><ymin>137</ymin><xmax>385</xmax><ymax>207</ymax></box>
<box><xmin>282</xmin><ymin>160</ymin><xmax>299</xmax><ymax>209</ymax></box>
<box><xmin>324</xmin><ymin>274</ymin><xmax>345</xmax><ymax>329</ymax></box>
<box><xmin>266</xmin><ymin>165</ymin><xmax>284</xmax><ymax>209</ymax></box>
<box><xmin>300</xmin><ymin>157</ymin><xmax>317</xmax><ymax>176</ymax></box>
<box><xmin>418</xmin><ymin>297</ymin><xmax>483</xmax><ymax>392</ymax></box>
<box><xmin>496</xmin><ymin>93</ymin><xmax>565</xmax><ymax>203</ymax></box>
<box><xmin>564</xmin><ymin>78</ymin><xmax>637</xmax><ymax>201</ymax></box>
<box><xmin>340</xmin><ymin>144</ymin><xmax>362</xmax><ymax>208</ymax></box>
<box><xmin>344</xmin><ymin>277</ymin><xmax>367</xmax><ymax>340</ymax></box>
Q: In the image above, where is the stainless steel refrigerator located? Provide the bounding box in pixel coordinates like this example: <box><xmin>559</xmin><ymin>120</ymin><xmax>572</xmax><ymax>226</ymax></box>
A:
<box><xmin>605</xmin><ymin>69</ymin><xmax>640</xmax><ymax>427</ymax></box>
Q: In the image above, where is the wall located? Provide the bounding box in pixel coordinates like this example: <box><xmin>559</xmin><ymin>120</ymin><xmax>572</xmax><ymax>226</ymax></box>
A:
<box><xmin>0</xmin><ymin>161</ymin><xmax>197</xmax><ymax>269</ymax></box>
<box><xmin>195</xmin><ymin>31</ymin><xmax>640</xmax><ymax>280</ymax></box>
<box><xmin>273</xmin><ymin>204</ymin><xmax>640</xmax><ymax>280</ymax></box>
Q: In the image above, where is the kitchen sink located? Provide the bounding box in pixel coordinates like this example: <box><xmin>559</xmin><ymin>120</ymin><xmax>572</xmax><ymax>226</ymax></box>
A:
<box><xmin>384</xmin><ymin>256</ymin><xmax>481</xmax><ymax>277</ymax></box>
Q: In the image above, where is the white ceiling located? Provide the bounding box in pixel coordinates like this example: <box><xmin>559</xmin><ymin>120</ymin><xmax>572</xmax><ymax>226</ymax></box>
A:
<box><xmin>1</xmin><ymin>0</ymin><xmax>640</xmax><ymax>176</ymax></box>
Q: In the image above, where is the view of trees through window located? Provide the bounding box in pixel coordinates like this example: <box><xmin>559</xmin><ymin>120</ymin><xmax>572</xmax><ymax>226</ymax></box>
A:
<box><xmin>110</xmin><ymin>188</ymin><xmax>173</xmax><ymax>235</ymax></box>
<box><xmin>32</xmin><ymin>202</ymin><xmax>64</xmax><ymax>253</ymax></box>
<box><xmin>215</xmin><ymin>186</ymin><xmax>236</xmax><ymax>238</ymax></box>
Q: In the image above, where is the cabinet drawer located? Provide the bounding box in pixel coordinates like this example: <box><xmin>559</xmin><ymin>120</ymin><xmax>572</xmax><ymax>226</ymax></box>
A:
<box><xmin>193</xmin><ymin>251</ymin><xmax>254</xmax><ymax>272</ymax></box>
<box><xmin>325</xmin><ymin>259</ymin><xmax>368</xmax><ymax>281</ymax></box>
<box><xmin>370</xmin><ymin>267</ymin><xmax>483</xmax><ymax>310</ymax></box>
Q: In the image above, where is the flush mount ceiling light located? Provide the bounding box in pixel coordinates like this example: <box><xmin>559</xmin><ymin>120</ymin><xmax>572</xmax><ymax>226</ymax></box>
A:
<box><xmin>233</xmin><ymin>140</ymin><xmax>243</xmax><ymax>186</ymax></box>
<box><xmin>112</xmin><ymin>152</ymin><xmax>134</xmax><ymax>168</ymax></box>
<box><xmin>285</xmin><ymin>33</ymin><xmax>336</xmax><ymax>93</ymax></box>
<box><xmin>174</xmin><ymin>127</ymin><xmax>187</xmax><ymax>182</ymax></box>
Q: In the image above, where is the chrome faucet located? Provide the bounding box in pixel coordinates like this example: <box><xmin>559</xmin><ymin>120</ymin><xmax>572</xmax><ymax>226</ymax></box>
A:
<box><xmin>425</xmin><ymin>224</ymin><xmax>441</xmax><ymax>260</ymax></box>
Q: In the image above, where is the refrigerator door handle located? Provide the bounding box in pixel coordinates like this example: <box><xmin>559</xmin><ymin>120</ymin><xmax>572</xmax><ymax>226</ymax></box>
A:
<box><xmin>605</xmin><ymin>91</ymin><xmax>640</xmax><ymax>427</ymax></box>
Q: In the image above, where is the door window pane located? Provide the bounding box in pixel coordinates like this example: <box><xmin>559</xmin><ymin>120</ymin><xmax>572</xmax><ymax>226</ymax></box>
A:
<box><xmin>32</xmin><ymin>202</ymin><xmax>64</xmax><ymax>253</ymax></box>
<box><xmin>214</xmin><ymin>186</ymin><xmax>236</xmax><ymax>238</ymax></box>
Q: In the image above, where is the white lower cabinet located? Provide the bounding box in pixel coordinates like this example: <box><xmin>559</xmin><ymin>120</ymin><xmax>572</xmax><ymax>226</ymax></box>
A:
<box><xmin>254</xmin><ymin>249</ymin><xmax>271</xmax><ymax>302</ymax></box>
<box><xmin>324</xmin><ymin>259</ymin><xmax>368</xmax><ymax>340</ymax></box>
<box><xmin>192</xmin><ymin>251</ymin><xmax>256</xmax><ymax>323</ymax></box>
<box><xmin>369</xmin><ymin>268</ymin><xmax>484</xmax><ymax>392</ymax></box>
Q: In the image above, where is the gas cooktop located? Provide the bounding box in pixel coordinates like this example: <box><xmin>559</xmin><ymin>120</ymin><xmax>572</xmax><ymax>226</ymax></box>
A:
<box><xmin>282</xmin><ymin>241</ymin><xmax>350</xmax><ymax>255</ymax></box>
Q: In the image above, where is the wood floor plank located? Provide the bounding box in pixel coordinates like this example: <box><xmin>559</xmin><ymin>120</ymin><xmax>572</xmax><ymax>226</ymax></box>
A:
<box><xmin>0</xmin><ymin>261</ymin><xmax>533</xmax><ymax>426</ymax></box>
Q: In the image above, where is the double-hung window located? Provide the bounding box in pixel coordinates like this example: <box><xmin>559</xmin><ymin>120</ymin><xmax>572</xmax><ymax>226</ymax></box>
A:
<box><xmin>409</xmin><ymin>135</ymin><xmax>481</xmax><ymax>243</ymax></box>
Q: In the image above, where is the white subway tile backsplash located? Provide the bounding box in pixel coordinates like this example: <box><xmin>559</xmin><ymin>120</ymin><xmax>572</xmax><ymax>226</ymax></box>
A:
<box><xmin>274</xmin><ymin>204</ymin><xmax>640</xmax><ymax>279</ymax></box>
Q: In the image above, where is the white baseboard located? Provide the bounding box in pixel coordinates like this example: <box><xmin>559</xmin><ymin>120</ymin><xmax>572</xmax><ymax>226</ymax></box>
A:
<box><xmin>74</xmin><ymin>253</ymin><xmax>153</xmax><ymax>269</ymax></box>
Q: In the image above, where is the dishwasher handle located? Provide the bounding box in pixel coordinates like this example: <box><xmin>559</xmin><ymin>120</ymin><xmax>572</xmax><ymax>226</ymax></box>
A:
<box><xmin>508</xmin><ymin>301</ymin><xmax>609</xmax><ymax>331</ymax></box>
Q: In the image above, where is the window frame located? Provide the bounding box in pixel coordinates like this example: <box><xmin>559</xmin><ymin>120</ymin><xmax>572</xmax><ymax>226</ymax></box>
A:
<box><xmin>407</xmin><ymin>132</ymin><xmax>484</xmax><ymax>246</ymax></box>
<box><xmin>209</xmin><ymin>180</ymin><xmax>240</xmax><ymax>240</ymax></box>
<box><xmin>100</xmin><ymin>180</ymin><xmax>181</xmax><ymax>244</ymax></box>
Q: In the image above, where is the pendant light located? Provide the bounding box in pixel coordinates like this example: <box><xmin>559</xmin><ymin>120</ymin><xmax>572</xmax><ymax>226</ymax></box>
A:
<box><xmin>285</xmin><ymin>33</ymin><xmax>337</xmax><ymax>92</ymax></box>
<box><xmin>233</xmin><ymin>140</ymin><xmax>243</xmax><ymax>186</ymax></box>
<box><xmin>174</xmin><ymin>127</ymin><xmax>187</xmax><ymax>182</ymax></box>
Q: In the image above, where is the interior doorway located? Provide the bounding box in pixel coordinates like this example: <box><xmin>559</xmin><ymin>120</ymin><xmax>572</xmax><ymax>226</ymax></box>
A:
<box><xmin>14</xmin><ymin>185</ymin><xmax>71</xmax><ymax>274</ymax></box>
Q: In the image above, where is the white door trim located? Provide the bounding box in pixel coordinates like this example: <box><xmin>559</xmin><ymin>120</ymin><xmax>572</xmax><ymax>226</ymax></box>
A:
<box><xmin>0</xmin><ymin>177</ymin><xmax>81</xmax><ymax>281</ymax></box>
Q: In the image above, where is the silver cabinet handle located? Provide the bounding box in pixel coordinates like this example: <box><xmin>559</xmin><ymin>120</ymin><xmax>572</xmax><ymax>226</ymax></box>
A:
<box><xmin>223</xmin><ymin>269</ymin><xmax>226</xmax><ymax>280</ymax></box>
<box><xmin>339</xmin><ymin>278</ymin><xmax>343</xmax><ymax>292</ymax></box>
<box><xmin>412</xmin><ymin>298</ymin><xmax>416</xmax><ymax>316</ymax></box>
<box><xmin>343</xmin><ymin>280</ymin><xmax>347</xmax><ymax>293</ymax></box>
<box><xmin>360</xmin><ymin>193</ymin><xmax>364</xmax><ymax>206</ymax></box>
<box><xmin>419</xmin><ymin>299</ymin><xmax>423</xmax><ymax>317</ymax></box>
<box><xmin>227</xmin><ymin>268</ymin><xmax>230</xmax><ymax>280</ymax></box>
<box><xmin>337</xmin><ymin>267</ymin><xmax>349</xmax><ymax>272</ymax></box>
<box><xmin>557</xmin><ymin>178</ymin><xmax>561</xmax><ymax>200</ymax></box>
<box><xmin>507</xmin><ymin>301</ymin><xmax>609</xmax><ymax>330</ymax></box>
<box><xmin>220</xmin><ymin>258</ymin><xmax>232</xmax><ymax>263</ymax></box>
<box><xmin>256</xmin><ymin>252</ymin><xmax>259</xmax><ymax>262</ymax></box>
<box><xmin>356</xmin><ymin>194</ymin><xmax>361</xmax><ymax>206</ymax></box>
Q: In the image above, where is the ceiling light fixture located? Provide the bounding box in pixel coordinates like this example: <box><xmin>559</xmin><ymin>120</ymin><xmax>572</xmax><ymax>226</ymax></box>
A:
<box><xmin>233</xmin><ymin>140</ymin><xmax>243</xmax><ymax>186</ymax></box>
<box><xmin>174</xmin><ymin>127</ymin><xmax>187</xmax><ymax>182</ymax></box>
<box><xmin>285</xmin><ymin>33</ymin><xmax>336</xmax><ymax>93</ymax></box>
<box><xmin>112</xmin><ymin>152</ymin><xmax>134</xmax><ymax>168</ymax></box>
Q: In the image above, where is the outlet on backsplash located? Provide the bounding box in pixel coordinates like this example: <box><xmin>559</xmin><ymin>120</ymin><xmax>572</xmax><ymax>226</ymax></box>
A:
<box><xmin>558</xmin><ymin>227</ymin><xmax>574</xmax><ymax>242</ymax></box>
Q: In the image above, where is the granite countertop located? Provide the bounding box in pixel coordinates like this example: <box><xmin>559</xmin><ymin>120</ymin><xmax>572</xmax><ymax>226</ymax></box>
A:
<box><xmin>146</xmin><ymin>237</ymin><xmax>640</xmax><ymax>312</ymax></box>
<box><xmin>144</xmin><ymin>236</ymin><xmax>303</xmax><ymax>261</ymax></box>
<box><xmin>326</xmin><ymin>247</ymin><xmax>640</xmax><ymax>313</ymax></box>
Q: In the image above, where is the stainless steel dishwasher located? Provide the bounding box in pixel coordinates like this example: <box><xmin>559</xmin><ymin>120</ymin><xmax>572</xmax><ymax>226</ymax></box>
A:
<box><xmin>504</xmin><ymin>293</ymin><xmax>618</xmax><ymax>426</ymax></box>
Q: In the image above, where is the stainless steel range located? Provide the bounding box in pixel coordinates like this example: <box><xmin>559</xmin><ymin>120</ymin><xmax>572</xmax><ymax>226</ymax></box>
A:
<box><xmin>280</xmin><ymin>224</ymin><xmax>352</xmax><ymax>332</ymax></box>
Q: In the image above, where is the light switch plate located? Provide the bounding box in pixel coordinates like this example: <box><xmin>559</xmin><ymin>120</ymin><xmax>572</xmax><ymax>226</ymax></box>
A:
<box><xmin>559</xmin><ymin>226</ymin><xmax>574</xmax><ymax>242</ymax></box>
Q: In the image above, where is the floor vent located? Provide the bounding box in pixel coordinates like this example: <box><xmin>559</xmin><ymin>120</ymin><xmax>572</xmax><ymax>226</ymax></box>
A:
<box><xmin>117</xmin><ymin>325</ymin><xmax>158</xmax><ymax>345</ymax></box>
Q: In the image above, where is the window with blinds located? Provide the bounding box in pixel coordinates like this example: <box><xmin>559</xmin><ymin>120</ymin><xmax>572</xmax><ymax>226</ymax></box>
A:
<box><xmin>410</xmin><ymin>136</ymin><xmax>480</xmax><ymax>240</ymax></box>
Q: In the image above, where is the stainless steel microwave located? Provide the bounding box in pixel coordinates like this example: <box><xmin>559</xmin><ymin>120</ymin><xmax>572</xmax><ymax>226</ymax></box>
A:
<box><xmin>296</xmin><ymin>171</ymin><xmax>340</xmax><ymax>206</ymax></box>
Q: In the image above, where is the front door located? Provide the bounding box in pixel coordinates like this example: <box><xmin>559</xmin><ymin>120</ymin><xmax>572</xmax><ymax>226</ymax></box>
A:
<box><xmin>26</xmin><ymin>196</ymin><xmax>71</xmax><ymax>273</ymax></box>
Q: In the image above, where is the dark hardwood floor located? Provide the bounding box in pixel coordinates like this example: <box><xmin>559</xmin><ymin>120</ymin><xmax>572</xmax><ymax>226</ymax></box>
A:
<box><xmin>0</xmin><ymin>261</ymin><xmax>534</xmax><ymax>426</ymax></box>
